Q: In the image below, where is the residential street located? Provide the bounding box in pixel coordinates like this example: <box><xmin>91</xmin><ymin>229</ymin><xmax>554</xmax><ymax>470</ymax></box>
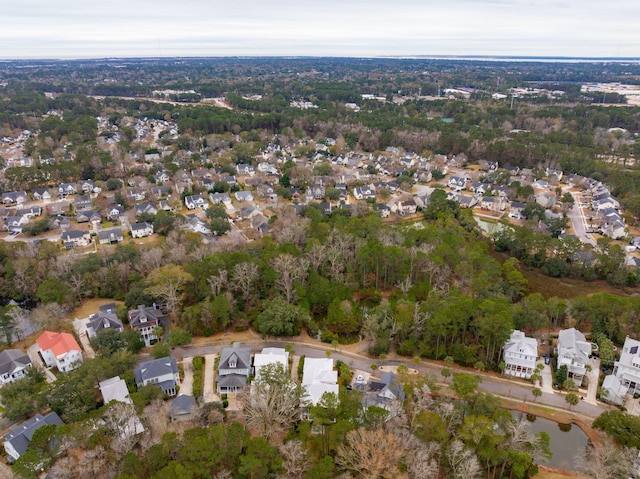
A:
<box><xmin>174</xmin><ymin>338</ymin><xmax>608</xmax><ymax>419</ymax></box>
<box><xmin>567</xmin><ymin>189</ymin><xmax>596</xmax><ymax>246</ymax></box>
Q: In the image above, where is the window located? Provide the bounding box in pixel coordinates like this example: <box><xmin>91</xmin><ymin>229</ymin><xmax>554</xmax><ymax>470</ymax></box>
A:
<box><xmin>228</xmin><ymin>356</ymin><xmax>237</xmax><ymax>369</ymax></box>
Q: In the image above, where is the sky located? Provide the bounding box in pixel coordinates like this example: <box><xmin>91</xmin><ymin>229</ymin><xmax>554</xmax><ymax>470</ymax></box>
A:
<box><xmin>2</xmin><ymin>0</ymin><xmax>639</xmax><ymax>59</ymax></box>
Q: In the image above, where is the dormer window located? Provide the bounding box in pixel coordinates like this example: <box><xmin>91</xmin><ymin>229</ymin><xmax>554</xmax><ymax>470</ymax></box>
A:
<box><xmin>229</xmin><ymin>356</ymin><xmax>237</xmax><ymax>368</ymax></box>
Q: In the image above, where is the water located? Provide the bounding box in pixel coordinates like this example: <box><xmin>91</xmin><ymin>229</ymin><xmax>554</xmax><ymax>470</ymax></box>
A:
<box><xmin>511</xmin><ymin>411</ymin><xmax>589</xmax><ymax>471</ymax></box>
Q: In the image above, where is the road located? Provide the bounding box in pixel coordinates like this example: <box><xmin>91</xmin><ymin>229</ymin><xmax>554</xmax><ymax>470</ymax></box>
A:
<box><xmin>566</xmin><ymin>190</ymin><xmax>596</xmax><ymax>246</ymax></box>
<box><xmin>173</xmin><ymin>339</ymin><xmax>607</xmax><ymax>419</ymax></box>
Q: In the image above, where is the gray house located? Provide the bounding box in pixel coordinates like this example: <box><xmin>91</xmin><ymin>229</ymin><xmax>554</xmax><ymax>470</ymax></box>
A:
<box><xmin>134</xmin><ymin>357</ymin><xmax>180</xmax><ymax>396</ymax></box>
<box><xmin>98</xmin><ymin>227</ymin><xmax>124</xmax><ymax>245</ymax></box>
<box><xmin>217</xmin><ymin>342</ymin><xmax>252</xmax><ymax>394</ymax></box>
<box><xmin>128</xmin><ymin>304</ymin><xmax>166</xmax><ymax>346</ymax></box>
<box><xmin>556</xmin><ymin>328</ymin><xmax>591</xmax><ymax>387</ymax></box>
<box><xmin>0</xmin><ymin>349</ymin><xmax>32</xmax><ymax>385</ymax></box>
<box><xmin>3</xmin><ymin>413</ymin><xmax>63</xmax><ymax>463</ymax></box>
<box><xmin>87</xmin><ymin>303</ymin><xmax>124</xmax><ymax>338</ymax></box>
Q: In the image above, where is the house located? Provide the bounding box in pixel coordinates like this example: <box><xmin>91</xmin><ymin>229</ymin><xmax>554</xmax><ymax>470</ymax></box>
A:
<box><xmin>397</xmin><ymin>199</ymin><xmax>417</xmax><ymax>216</ymax></box>
<box><xmin>86</xmin><ymin>303</ymin><xmax>123</xmax><ymax>338</ymax></box>
<box><xmin>134</xmin><ymin>203</ymin><xmax>158</xmax><ymax>217</ymax></box>
<box><xmin>502</xmin><ymin>330</ymin><xmax>538</xmax><ymax>379</ymax></box>
<box><xmin>36</xmin><ymin>331</ymin><xmax>83</xmax><ymax>372</ymax></box>
<box><xmin>74</xmin><ymin>194</ymin><xmax>93</xmax><ymax>213</ymax></box>
<box><xmin>209</xmin><ymin>192</ymin><xmax>232</xmax><ymax>207</ymax></box>
<box><xmin>2</xmin><ymin>191</ymin><xmax>28</xmax><ymax>204</ymax></box>
<box><xmin>100</xmin><ymin>376</ymin><xmax>133</xmax><ymax>404</ymax></box>
<box><xmin>480</xmin><ymin>196</ymin><xmax>505</xmax><ymax>212</ymax></box>
<box><xmin>130</xmin><ymin>222</ymin><xmax>154</xmax><ymax>238</ymax></box>
<box><xmin>151</xmin><ymin>185</ymin><xmax>170</xmax><ymax>198</ymax></box>
<box><xmin>125</xmin><ymin>187</ymin><xmax>147</xmax><ymax>202</ymax></box>
<box><xmin>601</xmin><ymin>375</ymin><xmax>626</xmax><ymax>406</ymax></box>
<box><xmin>32</xmin><ymin>188</ymin><xmax>52</xmax><ymax>202</ymax></box>
<box><xmin>3</xmin><ymin>215</ymin><xmax>29</xmax><ymax>233</ymax></box>
<box><xmin>58</xmin><ymin>182</ymin><xmax>77</xmax><ymax>197</ymax></box>
<box><xmin>611</xmin><ymin>336</ymin><xmax>640</xmax><ymax>397</ymax></box>
<box><xmin>257</xmin><ymin>162</ymin><xmax>278</xmax><ymax>175</ymax></box>
<box><xmin>170</xmin><ymin>395</ymin><xmax>197</xmax><ymax>422</ymax></box>
<box><xmin>182</xmin><ymin>214</ymin><xmax>211</xmax><ymax>235</ymax></box>
<box><xmin>353</xmin><ymin>186</ymin><xmax>375</xmax><ymax>200</ymax></box>
<box><xmin>78</xmin><ymin>179</ymin><xmax>96</xmax><ymax>193</ymax></box>
<box><xmin>184</xmin><ymin>194</ymin><xmax>208</xmax><ymax>210</ymax></box>
<box><xmin>134</xmin><ymin>357</ymin><xmax>180</xmax><ymax>396</ymax></box>
<box><xmin>357</xmin><ymin>372</ymin><xmax>405</xmax><ymax>411</ymax></box>
<box><xmin>0</xmin><ymin>349</ymin><xmax>31</xmax><ymax>385</ymax></box>
<box><xmin>128</xmin><ymin>304</ymin><xmax>166</xmax><ymax>346</ymax></box>
<box><xmin>50</xmin><ymin>215</ymin><xmax>71</xmax><ymax>231</ymax></box>
<box><xmin>236</xmin><ymin>163</ymin><xmax>255</xmax><ymax>176</ymax></box>
<box><xmin>106</xmin><ymin>205</ymin><xmax>126</xmax><ymax>222</ymax></box>
<box><xmin>76</xmin><ymin>211</ymin><xmax>101</xmax><ymax>226</ymax></box>
<box><xmin>153</xmin><ymin>171</ymin><xmax>170</xmax><ymax>183</ymax></box>
<box><xmin>98</xmin><ymin>227</ymin><xmax>124</xmax><ymax>245</ymax></box>
<box><xmin>61</xmin><ymin>230</ymin><xmax>91</xmax><ymax>248</ymax></box>
<box><xmin>217</xmin><ymin>342</ymin><xmax>252</xmax><ymax>394</ymax></box>
<box><xmin>535</xmin><ymin>192</ymin><xmax>555</xmax><ymax>209</ymax></box>
<box><xmin>456</xmin><ymin>194</ymin><xmax>478</xmax><ymax>209</ymax></box>
<box><xmin>302</xmin><ymin>358</ymin><xmax>339</xmax><ymax>406</ymax></box>
<box><xmin>306</xmin><ymin>185</ymin><xmax>325</xmax><ymax>201</ymax></box>
<box><xmin>470</xmin><ymin>182</ymin><xmax>491</xmax><ymax>195</ymax></box>
<box><xmin>253</xmin><ymin>347</ymin><xmax>289</xmax><ymax>381</ymax></box>
<box><xmin>17</xmin><ymin>205</ymin><xmax>42</xmax><ymax>218</ymax></box>
<box><xmin>509</xmin><ymin>201</ymin><xmax>525</xmax><ymax>218</ymax></box>
<box><xmin>3</xmin><ymin>413</ymin><xmax>63</xmax><ymax>463</ymax></box>
<box><xmin>448</xmin><ymin>176</ymin><xmax>467</xmax><ymax>191</ymax></box>
<box><xmin>235</xmin><ymin>191</ymin><xmax>254</xmax><ymax>202</ymax></box>
<box><xmin>556</xmin><ymin>328</ymin><xmax>591</xmax><ymax>387</ymax></box>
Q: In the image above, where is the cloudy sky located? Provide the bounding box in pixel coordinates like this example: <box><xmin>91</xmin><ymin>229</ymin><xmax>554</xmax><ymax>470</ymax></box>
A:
<box><xmin>2</xmin><ymin>0</ymin><xmax>639</xmax><ymax>59</ymax></box>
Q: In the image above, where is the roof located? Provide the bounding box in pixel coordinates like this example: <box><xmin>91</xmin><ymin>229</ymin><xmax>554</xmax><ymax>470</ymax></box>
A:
<box><xmin>504</xmin><ymin>330</ymin><xmax>538</xmax><ymax>357</ymax></box>
<box><xmin>557</xmin><ymin>328</ymin><xmax>590</xmax><ymax>364</ymax></box>
<box><xmin>616</xmin><ymin>337</ymin><xmax>640</xmax><ymax>370</ymax></box>
<box><xmin>128</xmin><ymin>304</ymin><xmax>164</xmax><ymax>329</ymax></box>
<box><xmin>170</xmin><ymin>395</ymin><xmax>196</xmax><ymax>417</ymax></box>
<box><xmin>99</xmin><ymin>376</ymin><xmax>132</xmax><ymax>404</ymax></box>
<box><xmin>134</xmin><ymin>356</ymin><xmax>178</xmax><ymax>384</ymax></box>
<box><xmin>36</xmin><ymin>331</ymin><xmax>81</xmax><ymax>358</ymax></box>
<box><xmin>302</xmin><ymin>358</ymin><xmax>339</xmax><ymax>405</ymax></box>
<box><xmin>217</xmin><ymin>374</ymin><xmax>248</xmax><ymax>389</ymax></box>
<box><xmin>253</xmin><ymin>348</ymin><xmax>289</xmax><ymax>380</ymax></box>
<box><xmin>0</xmin><ymin>349</ymin><xmax>31</xmax><ymax>376</ymax></box>
<box><xmin>3</xmin><ymin>413</ymin><xmax>63</xmax><ymax>459</ymax></box>
<box><xmin>219</xmin><ymin>342</ymin><xmax>252</xmax><ymax>371</ymax></box>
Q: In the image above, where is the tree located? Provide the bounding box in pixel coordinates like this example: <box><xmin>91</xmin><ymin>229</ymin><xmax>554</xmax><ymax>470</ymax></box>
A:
<box><xmin>452</xmin><ymin>373</ymin><xmax>482</xmax><ymax>401</ymax></box>
<box><xmin>145</xmin><ymin>264</ymin><xmax>194</xmax><ymax>317</ymax></box>
<box><xmin>231</xmin><ymin>261</ymin><xmax>260</xmax><ymax>309</ymax></box>
<box><xmin>565</xmin><ymin>392</ymin><xmax>580</xmax><ymax>409</ymax></box>
<box><xmin>445</xmin><ymin>439</ymin><xmax>481</xmax><ymax>479</ymax></box>
<box><xmin>256</xmin><ymin>297</ymin><xmax>310</xmax><ymax>337</ymax></box>
<box><xmin>242</xmin><ymin>363</ymin><xmax>305</xmax><ymax>439</ymax></box>
<box><xmin>166</xmin><ymin>328</ymin><xmax>192</xmax><ymax>347</ymax></box>
<box><xmin>336</xmin><ymin>428</ymin><xmax>406</xmax><ymax>479</ymax></box>
<box><xmin>576</xmin><ymin>437</ymin><xmax>638</xmax><ymax>479</ymax></box>
<box><xmin>531</xmin><ymin>387</ymin><xmax>542</xmax><ymax>402</ymax></box>
<box><xmin>271</xmin><ymin>253</ymin><xmax>309</xmax><ymax>304</ymax></box>
<box><xmin>152</xmin><ymin>341</ymin><xmax>171</xmax><ymax>359</ymax></box>
<box><xmin>279</xmin><ymin>439</ymin><xmax>310</xmax><ymax>479</ymax></box>
<box><xmin>0</xmin><ymin>305</ymin><xmax>18</xmax><ymax>345</ymax></box>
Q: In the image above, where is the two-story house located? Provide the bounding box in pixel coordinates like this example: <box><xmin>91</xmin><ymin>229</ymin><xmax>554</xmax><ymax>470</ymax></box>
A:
<box><xmin>86</xmin><ymin>303</ymin><xmax>124</xmax><ymax>338</ymax></box>
<box><xmin>556</xmin><ymin>328</ymin><xmax>591</xmax><ymax>387</ymax></box>
<box><xmin>134</xmin><ymin>357</ymin><xmax>180</xmax><ymax>396</ymax></box>
<box><xmin>502</xmin><ymin>330</ymin><xmax>538</xmax><ymax>379</ymax></box>
<box><xmin>611</xmin><ymin>337</ymin><xmax>640</xmax><ymax>397</ymax></box>
<box><xmin>3</xmin><ymin>413</ymin><xmax>63</xmax><ymax>463</ymax></box>
<box><xmin>302</xmin><ymin>357</ymin><xmax>339</xmax><ymax>406</ymax></box>
<box><xmin>128</xmin><ymin>304</ymin><xmax>166</xmax><ymax>346</ymax></box>
<box><xmin>61</xmin><ymin>230</ymin><xmax>91</xmax><ymax>248</ymax></box>
<box><xmin>0</xmin><ymin>349</ymin><xmax>32</xmax><ymax>385</ymax></box>
<box><xmin>184</xmin><ymin>194</ymin><xmax>208</xmax><ymax>210</ymax></box>
<box><xmin>36</xmin><ymin>331</ymin><xmax>83</xmax><ymax>372</ymax></box>
<box><xmin>130</xmin><ymin>222</ymin><xmax>154</xmax><ymax>238</ymax></box>
<box><xmin>217</xmin><ymin>342</ymin><xmax>252</xmax><ymax>394</ymax></box>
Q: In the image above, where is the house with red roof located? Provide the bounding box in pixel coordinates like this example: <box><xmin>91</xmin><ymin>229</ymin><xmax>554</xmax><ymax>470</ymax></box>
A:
<box><xmin>36</xmin><ymin>331</ymin><xmax>83</xmax><ymax>372</ymax></box>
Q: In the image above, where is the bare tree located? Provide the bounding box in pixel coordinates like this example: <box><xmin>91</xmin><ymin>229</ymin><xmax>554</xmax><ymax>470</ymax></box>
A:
<box><xmin>207</xmin><ymin>269</ymin><xmax>228</xmax><ymax>297</ymax></box>
<box><xmin>101</xmin><ymin>402</ymin><xmax>144</xmax><ymax>457</ymax></box>
<box><xmin>279</xmin><ymin>439</ymin><xmax>310</xmax><ymax>479</ymax></box>
<box><xmin>31</xmin><ymin>303</ymin><xmax>68</xmax><ymax>331</ymax></box>
<box><xmin>445</xmin><ymin>439</ymin><xmax>481</xmax><ymax>479</ymax></box>
<box><xmin>231</xmin><ymin>261</ymin><xmax>259</xmax><ymax>308</ymax></box>
<box><xmin>305</xmin><ymin>241</ymin><xmax>326</xmax><ymax>273</ymax></box>
<box><xmin>576</xmin><ymin>438</ymin><xmax>639</xmax><ymax>479</ymax></box>
<box><xmin>336</xmin><ymin>428</ymin><xmax>407</xmax><ymax>479</ymax></box>
<box><xmin>272</xmin><ymin>254</ymin><xmax>309</xmax><ymax>303</ymax></box>
<box><xmin>145</xmin><ymin>264</ymin><xmax>193</xmax><ymax>317</ymax></box>
<box><xmin>242</xmin><ymin>363</ymin><xmax>304</xmax><ymax>440</ymax></box>
<box><xmin>137</xmin><ymin>247</ymin><xmax>165</xmax><ymax>275</ymax></box>
<box><xmin>271</xmin><ymin>210</ymin><xmax>310</xmax><ymax>248</ymax></box>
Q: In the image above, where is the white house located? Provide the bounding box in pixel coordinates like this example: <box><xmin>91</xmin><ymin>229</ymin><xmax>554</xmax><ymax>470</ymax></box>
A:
<box><xmin>448</xmin><ymin>176</ymin><xmax>467</xmax><ymax>191</ymax></box>
<box><xmin>253</xmin><ymin>347</ymin><xmax>289</xmax><ymax>381</ymax></box>
<box><xmin>611</xmin><ymin>336</ymin><xmax>640</xmax><ymax>397</ymax></box>
<box><xmin>36</xmin><ymin>331</ymin><xmax>83</xmax><ymax>372</ymax></box>
<box><xmin>0</xmin><ymin>349</ymin><xmax>32</xmax><ymax>385</ymax></box>
<box><xmin>302</xmin><ymin>358</ymin><xmax>339</xmax><ymax>406</ymax></box>
<box><xmin>130</xmin><ymin>222</ymin><xmax>154</xmax><ymax>238</ymax></box>
<box><xmin>502</xmin><ymin>330</ymin><xmax>538</xmax><ymax>379</ymax></box>
<box><xmin>184</xmin><ymin>194</ymin><xmax>208</xmax><ymax>210</ymax></box>
<box><xmin>99</xmin><ymin>376</ymin><xmax>133</xmax><ymax>404</ymax></box>
<box><xmin>556</xmin><ymin>328</ymin><xmax>591</xmax><ymax>387</ymax></box>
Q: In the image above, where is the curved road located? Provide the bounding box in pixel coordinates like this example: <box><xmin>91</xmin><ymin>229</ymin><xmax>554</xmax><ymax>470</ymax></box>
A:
<box><xmin>173</xmin><ymin>338</ymin><xmax>606</xmax><ymax>419</ymax></box>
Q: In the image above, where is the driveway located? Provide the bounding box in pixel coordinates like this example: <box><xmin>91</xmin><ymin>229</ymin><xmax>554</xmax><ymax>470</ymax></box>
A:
<box><xmin>72</xmin><ymin>318</ymin><xmax>95</xmax><ymax>359</ymax></box>
<box><xmin>202</xmin><ymin>354</ymin><xmax>219</xmax><ymax>403</ymax></box>
<box><xmin>180</xmin><ymin>357</ymin><xmax>194</xmax><ymax>396</ymax></box>
<box><xmin>585</xmin><ymin>357</ymin><xmax>600</xmax><ymax>405</ymax></box>
<box><xmin>540</xmin><ymin>361</ymin><xmax>555</xmax><ymax>394</ymax></box>
<box><xmin>26</xmin><ymin>343</ymin><xmax>56</xmax><ymax>383</ymax></box>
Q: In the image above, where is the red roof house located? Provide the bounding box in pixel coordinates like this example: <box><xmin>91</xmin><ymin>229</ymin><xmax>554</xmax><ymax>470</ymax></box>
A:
<box><xmin>36</xmin><ymin>331</ymin><xmax>83</xmax><ymax>372</ymax></box>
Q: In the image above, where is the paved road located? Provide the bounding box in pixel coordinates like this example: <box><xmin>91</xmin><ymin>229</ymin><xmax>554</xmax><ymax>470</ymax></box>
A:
<box><xmin>174</xmin><ymin>339</ymin><xmax>607</xmax><ymax>419</ymax></box>
<box><xmin>566</xmin><ymin>190</ymin><xmax>596</xmax><ymax>246</ymax></box>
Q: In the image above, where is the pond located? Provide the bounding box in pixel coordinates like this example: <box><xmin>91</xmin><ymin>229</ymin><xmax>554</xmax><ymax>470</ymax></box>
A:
<box><xmin>511</xmin><ymin>411</ymin><xmax>589</xmax><ymax>471</ymax></box>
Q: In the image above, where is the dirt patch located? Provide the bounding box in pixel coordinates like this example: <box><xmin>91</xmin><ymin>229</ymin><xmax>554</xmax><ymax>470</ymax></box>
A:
<box><xmin>536</xmin><ymin>466</ymin><xmax>587</xmax><ymax>478</ymax></box>
<box><xmin>65</xmin><ymin>298</ymin><xmax>123</xmax><ymax>320</ymax></box>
